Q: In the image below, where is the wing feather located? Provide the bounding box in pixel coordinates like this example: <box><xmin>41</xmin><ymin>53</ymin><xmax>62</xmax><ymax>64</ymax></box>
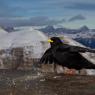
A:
<box><xmin>40</xmin><ymin>48</ymin><xmax>54</xmax><ymax>64</ymax></box>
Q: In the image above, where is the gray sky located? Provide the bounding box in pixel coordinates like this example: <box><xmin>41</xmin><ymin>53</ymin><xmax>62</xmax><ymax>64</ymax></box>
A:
<box><xmin>0</xmin><ymin>0</ymin><xmax>95</xmax><ymax>28</ymax></box>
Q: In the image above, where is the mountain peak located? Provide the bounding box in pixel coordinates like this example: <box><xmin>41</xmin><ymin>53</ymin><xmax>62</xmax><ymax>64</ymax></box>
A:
<box><xmin>69</xmin><ymin>14</ymin><xmax>86</xmax><ymax>22</ymax></box>
<box><xmin>79</xmin><ymin>25</ymin><xmax>89</xmax><ymax>31</ymax></box>
<box><xmin>40</xmin><ymin>25</ymin><xmax>55</xmax><ymax>33</ymax></box>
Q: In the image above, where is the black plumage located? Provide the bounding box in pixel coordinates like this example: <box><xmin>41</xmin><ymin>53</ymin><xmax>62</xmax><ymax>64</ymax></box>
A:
<box><xmin>40</xmin><ymin>37</ymin><xmax>95</xmax><ymax>72</ymax></box>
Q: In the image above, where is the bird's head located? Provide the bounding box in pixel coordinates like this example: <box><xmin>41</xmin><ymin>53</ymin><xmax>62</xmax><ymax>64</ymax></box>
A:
<box><xmin>48</xmin><ymin>37</ymin><xmax>63</xmax><ymax>47</ymax></box>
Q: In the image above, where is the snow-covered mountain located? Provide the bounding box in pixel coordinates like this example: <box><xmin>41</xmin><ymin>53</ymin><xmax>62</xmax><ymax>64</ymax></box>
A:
<box><xmin>0</xmin><ymin>27</ymin><xmax>7</xmax><ymax>35</ymax></box>
<box><xmin>0</xmin><ymin>27</ymin><xmax>49</xmax><ymax>58</ymax></box>
<box><xmin>40</xmin><ymin>25</ymin><xmax>95</xmax><ymax>38</ymax></box>
<box><xmin>39</xmin><ymin>25</ymin><xmax>95</xmax><ymax>49</ymax></box>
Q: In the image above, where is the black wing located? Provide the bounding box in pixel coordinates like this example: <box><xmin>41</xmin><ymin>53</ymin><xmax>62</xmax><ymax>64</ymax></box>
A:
<box><xmin>40</xmin><ymin>48</ymin><xmax>55</xmax><ymax>64</ymax></box>
<box><xmin>69</xmin><ymin>46</ymin><xmax>95</xmax><ymax>53</ymax></box>
<box><xmin>59</xmin><ymin>44</ymin><xmax>95</xmax><ymax>53</ymax></box>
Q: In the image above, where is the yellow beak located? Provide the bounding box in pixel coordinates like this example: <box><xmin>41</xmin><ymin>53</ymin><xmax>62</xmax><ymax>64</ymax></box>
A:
<box><xmin>48</xmin><ymin>39</ymin><xmax>53</xmax><ymax>43</ymax></box>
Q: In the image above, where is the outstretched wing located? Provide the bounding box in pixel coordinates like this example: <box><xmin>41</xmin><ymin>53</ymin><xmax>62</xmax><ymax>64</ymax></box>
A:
<box><xmin>59</xmin><ymin>44</ymin><xmax>95</xmax><ymax>53</ymax></box>
<box><xmin>40</xmin><ymin>48</ymin><xmax>55</xmax><ymax>64</ymax></box>
<box><xmin>69</xmin><ymin>46</ymin><xmax>95</xmax><ymax>53</ymax></box>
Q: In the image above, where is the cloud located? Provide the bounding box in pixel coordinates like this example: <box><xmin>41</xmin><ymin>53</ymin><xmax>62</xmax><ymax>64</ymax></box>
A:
<box><xmin>65</xmin><ymin>2</ymin><xmax>95</xmax><ymax>11</ymax></box>
<box><xmin>0</xmin><ymin>16</ymin><xmax>65</xmax><ymax>27</ymax></box>
<box><xmin>0</xmin><ymin>0</ymin><xmax>66</xmax><ymax>17</ymax></box>
<box><xmin>0</xmin><ymin>0</ymin><xmax>89</xmax><ymax>18</ymax></box>
<box><xmin>0</xmin><ymin>0</ymin><xmax>95</xmax><ymax>19</ymax></box>
<box><xmin>68</xmin><ymin>14</ymin><xmax>86</xmax><ymax>22</ymax></box>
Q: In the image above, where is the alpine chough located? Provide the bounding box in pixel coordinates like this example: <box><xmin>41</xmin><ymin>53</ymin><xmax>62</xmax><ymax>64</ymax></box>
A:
<box><xmin>40</xmin><ymin>37</ymin><xmax>95</xmax><ymax>73</ymax></box>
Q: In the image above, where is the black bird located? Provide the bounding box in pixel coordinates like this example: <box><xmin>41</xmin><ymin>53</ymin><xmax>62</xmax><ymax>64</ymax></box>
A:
<box><xmin>40</xmin><ymin>37</ymin><xmax>95</xmax><ymax>73</ymax></box>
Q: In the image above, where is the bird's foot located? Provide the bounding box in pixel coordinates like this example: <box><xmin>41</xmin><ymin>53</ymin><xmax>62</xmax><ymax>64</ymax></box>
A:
<box><xmin>64</xmin><ymin>69</ymin><xmax>76</xmax><ymax>75</ymax></box>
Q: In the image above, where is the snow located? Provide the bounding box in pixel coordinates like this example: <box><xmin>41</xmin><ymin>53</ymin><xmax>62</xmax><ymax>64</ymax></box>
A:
<box><xmin>0</xmin><ymin>27</ymin><xmax>7</xmax><ymax>36</ymax></box>
<box><xmin>0</xmin><ymin>27</ymin><xmax>49</xmax><ymax>58</ymax></box>
<box><xmin>0</xmin><ymin>27</ymin><xmax>47</xmax><ymax>48</ymax></box>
